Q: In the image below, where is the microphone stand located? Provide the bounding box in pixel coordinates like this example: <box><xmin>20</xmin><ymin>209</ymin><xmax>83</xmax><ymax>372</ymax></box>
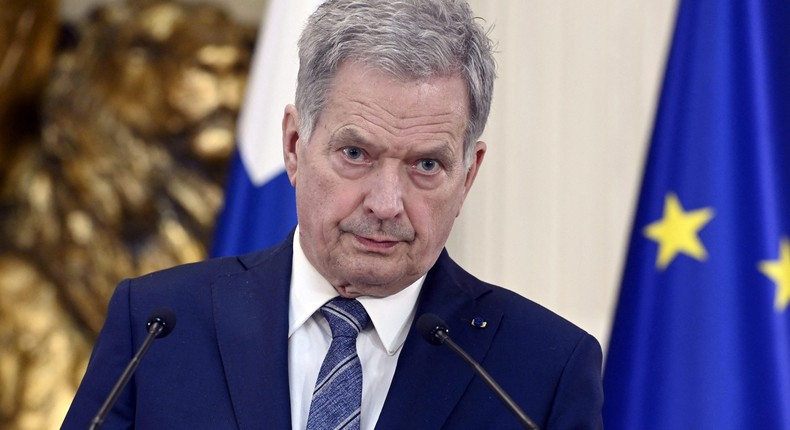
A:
<box><xmin>88</xmin><ymin>319</ymin><xmax>166</xmax><ymax>430</ymax></box>
<box><xmin>434</xmin><ymin>329</ymin><xmax>541</xmax><ymax>430</ymax></box>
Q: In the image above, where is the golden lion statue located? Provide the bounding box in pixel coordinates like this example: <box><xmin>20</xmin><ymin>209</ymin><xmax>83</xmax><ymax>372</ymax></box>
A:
<box><xmin>0</xmin><ymin>1</ymin><xmax>254</xmax><ymax>428</ymax></box>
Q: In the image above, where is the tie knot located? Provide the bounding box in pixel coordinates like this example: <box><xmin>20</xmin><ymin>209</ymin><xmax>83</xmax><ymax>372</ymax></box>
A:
<box><xmin>321</xmin><ymin>298</ymin><xmax>370</xmax><ymax>339</ymax></box>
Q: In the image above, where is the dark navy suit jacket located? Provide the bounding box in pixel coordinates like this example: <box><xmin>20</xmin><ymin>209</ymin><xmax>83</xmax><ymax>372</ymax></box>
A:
<box><xmin>62</xmin><ymin>236</ymin><xmax>603</xmax><ymax>429</ymax></box>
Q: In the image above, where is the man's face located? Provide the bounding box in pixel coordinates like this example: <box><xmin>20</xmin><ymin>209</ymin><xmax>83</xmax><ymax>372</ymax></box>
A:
<box><xmin>282</xmin><ymin>61</ymin><xmax>485</xmax><ymax>298</ymax></box>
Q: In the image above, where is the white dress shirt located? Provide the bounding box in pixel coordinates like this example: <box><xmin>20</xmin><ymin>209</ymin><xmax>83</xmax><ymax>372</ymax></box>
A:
<box><xmin>288</xmin><ymin>226</ymin><xmax>425</xmax><ymax>430</ymax></box>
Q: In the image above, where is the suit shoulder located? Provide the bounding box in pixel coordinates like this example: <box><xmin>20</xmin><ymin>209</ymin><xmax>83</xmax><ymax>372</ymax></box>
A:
<box><xmin>486</xmin><ymin>285</ymin><xmax>594</xmax><ymax>344</ymax></box>
<box><xmin>437</xmin><ymin>252</ymin><xmax>596</xmax><ymax>346</ymax></box>
<box><xmin>127</xmin><ymin>241</ymin><xmax>288</xmax><ymax>293</ymax></box>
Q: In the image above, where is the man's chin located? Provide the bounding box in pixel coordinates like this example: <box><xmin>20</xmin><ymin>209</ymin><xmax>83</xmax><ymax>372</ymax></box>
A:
<box><xmin>333</xmin><ymin>271</ymin><xmax>413</xmax><ymax>298</ymax></box>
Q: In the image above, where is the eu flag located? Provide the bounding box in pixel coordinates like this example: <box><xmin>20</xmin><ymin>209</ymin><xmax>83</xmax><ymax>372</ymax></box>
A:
<box><xmin>211</xmin><ymin>1</ymin><xmax>323</xmax><ymax>256</ymax></box>
<box><xmin>603</xmin><ymin>1</ymin><xmax>790</xmax><ymax>428</ymax></box>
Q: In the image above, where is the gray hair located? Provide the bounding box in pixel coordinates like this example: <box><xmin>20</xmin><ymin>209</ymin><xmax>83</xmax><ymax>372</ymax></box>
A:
<box><xmin>296</xmin><ymin>0</ymin><xmax>496</xmax><ymax>168</ymax></box>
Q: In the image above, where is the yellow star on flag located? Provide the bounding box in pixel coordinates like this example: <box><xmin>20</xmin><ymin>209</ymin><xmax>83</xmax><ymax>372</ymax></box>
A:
<box><xmin>758</xmin><ymin>238</ymin><xmax>790</xmax><ymax>312</ymax></box>
<box><xmin>643</xmin><ymin>192</ymin><xmax>715</xmax><ymax>270</ymax></box>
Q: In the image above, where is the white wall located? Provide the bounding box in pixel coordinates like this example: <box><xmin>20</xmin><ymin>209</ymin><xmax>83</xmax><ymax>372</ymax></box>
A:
<box><xmin>59</xmin><ymin>0</ymin><xmax>679</xmax><ymax>351</ymax></box>
<box><xmin>453</xmin><ymin>1</ymin><xmax>677</xmax><ymax>350</ymax></box>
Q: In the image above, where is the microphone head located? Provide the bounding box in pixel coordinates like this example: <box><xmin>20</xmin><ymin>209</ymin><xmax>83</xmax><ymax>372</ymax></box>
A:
<box><xmin>417</xmin><ymin>313</ymin><xmax>450</xmax><ymax>345</ymax></box>
<box><xmin>146</xmin><ymin>308</ymin><xmax>177</xmax><ymax>338</ymax></box>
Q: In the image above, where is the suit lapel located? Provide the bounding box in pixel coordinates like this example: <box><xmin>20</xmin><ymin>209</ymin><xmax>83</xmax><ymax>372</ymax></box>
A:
<box><xmin>376</xmin><ymin>250</ymin><xmax>503</xmax><ymax>429</ymax></box>
<box><xmin>212</xmin><ymin>240</ymin><xmax>294</xmax><ymax>430</ymax></box>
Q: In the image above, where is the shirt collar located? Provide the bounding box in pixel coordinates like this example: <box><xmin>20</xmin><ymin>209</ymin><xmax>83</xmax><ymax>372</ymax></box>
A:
<box><xmin>288</xmin><ymin>225</ymin><xmax>425</xmax><ymax>355</ymax></box>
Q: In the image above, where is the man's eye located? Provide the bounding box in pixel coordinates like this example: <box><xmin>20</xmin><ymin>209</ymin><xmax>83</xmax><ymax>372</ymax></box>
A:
<box><xmin>342</xmin><ymin>146</ymin><xmax>365</xmax><ymax>161</ymax></box>
<box><xmin>416</xmin><ymin>159</ymin><xmax>440</xmax><ymax>173</ymax></box>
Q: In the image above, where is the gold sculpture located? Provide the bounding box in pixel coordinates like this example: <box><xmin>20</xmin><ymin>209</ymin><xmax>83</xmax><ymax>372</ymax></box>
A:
<box><xmin>0</xmin><ymin>1</ymin><xmax>255</xmax><ymax>428</ymax></box>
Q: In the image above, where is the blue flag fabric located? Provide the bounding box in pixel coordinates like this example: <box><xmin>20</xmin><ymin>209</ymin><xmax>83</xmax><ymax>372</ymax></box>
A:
<box><xmin>211</xmin><ymin>1</ymin><xmax>323</xmax><ymax>257</ymax></box>
<box><xmin>211</xmin><ymin>152</ymin><xmax>296</xmax><ymax>255</ymax></box>
<box><xmin>603</xmin><ymin>1</ymin><xmax>790</xmax><ymax>428</ymax></box>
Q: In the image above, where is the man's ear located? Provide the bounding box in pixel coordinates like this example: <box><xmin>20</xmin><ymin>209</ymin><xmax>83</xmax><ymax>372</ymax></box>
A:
<box><xmin>457</xmin><ymin>140</ymin><xmax>486</xmax><ymax>216</ymax></box>
<box><xmin>463</xmin><ymin>141</ymin><xmax>486</xmax><ymax>193</ymax></box>
<box><xmin>282</xmin><ymin>104</ymin><xmax>300</xmax><ymax>187</ymax></box>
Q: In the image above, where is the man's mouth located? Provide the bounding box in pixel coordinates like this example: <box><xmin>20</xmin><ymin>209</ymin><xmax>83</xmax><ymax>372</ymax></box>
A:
<box><xmin>353</xmin><ymin>234</ymin><xmax>400</xmax><ymax>250</ymax></box>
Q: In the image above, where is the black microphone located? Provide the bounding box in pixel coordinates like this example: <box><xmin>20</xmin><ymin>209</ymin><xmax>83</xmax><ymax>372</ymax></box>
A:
<box><xmin>417</xmin><ymin>313</ymin><xmax>540</xmax><ymax>430</ymax></box>
<box><xmin>89</xmin><ymin>308</ymin><xmax>176</xmax><ymax>430</ymax></box>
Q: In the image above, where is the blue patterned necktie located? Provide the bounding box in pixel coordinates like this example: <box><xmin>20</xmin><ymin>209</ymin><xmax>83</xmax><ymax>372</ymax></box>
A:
<box><xmin>306</xmin><ymin>298</ymin><xmax>370</xmax><ymax>430</ymax></box>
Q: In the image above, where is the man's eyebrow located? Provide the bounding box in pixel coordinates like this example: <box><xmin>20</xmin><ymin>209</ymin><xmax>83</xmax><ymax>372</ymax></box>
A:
<box><xmin>412</xmin><ymin>144</ymin><xmax>457</xmax><ymax>163</ymax></box>
<box><xmin>329</xmin><ymin>127</ymin><xmax>371</xmax><ymax>147</ymax></box>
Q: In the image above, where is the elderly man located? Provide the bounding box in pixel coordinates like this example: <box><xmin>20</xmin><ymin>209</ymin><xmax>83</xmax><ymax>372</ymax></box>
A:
<box><xmin>62</xmin><ymin>1</ymin><xmax>603</xmax><ymax>429</ymax></box>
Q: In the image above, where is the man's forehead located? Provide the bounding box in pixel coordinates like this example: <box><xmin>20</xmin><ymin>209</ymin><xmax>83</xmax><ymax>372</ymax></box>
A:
<box><xmin>323</xmin><ymin>65</ymin><xmax>468</xmax><ymax>121</ymax></box>
<box><xmin>329</xmin><ymin>61</ymin><xmax>467</xmax><ymax>101</ymax></box>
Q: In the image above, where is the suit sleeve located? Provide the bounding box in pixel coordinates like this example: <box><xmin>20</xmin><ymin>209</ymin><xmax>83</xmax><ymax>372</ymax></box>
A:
<box><xmin>546</xmin><ymin>333</ymin><xmax>604</xmax><ymax>430</ymax></box>
<box><xmin>61</xmin><ymin>280</ymin><xmax>136</xmax><ymax>430</ymax></box>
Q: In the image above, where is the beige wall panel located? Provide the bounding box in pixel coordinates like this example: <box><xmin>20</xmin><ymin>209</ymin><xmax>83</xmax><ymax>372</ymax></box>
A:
<box><xmin>454</xmin><ymin>0</ymin><xmax>677</xmax><ymax>350</ymax></box>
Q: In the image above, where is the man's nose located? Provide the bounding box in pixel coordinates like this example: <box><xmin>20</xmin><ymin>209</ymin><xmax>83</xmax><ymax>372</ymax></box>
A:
<box><xmin>364</xmin><ymin>165</ymin><xmax>404</xmax><ymax>220</ymax></box>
